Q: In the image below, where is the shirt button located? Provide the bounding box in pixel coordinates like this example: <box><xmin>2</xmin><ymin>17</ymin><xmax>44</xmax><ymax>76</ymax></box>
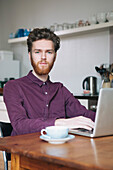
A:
<box><xmin>45</xmin><ymin>92</ymin><xmax>48</xmax><ymax>95</ymax></box>
<box><xmin>43</xmin><ymin>82</ymin><xmax>45</xmax><ymax>85</ymax></box>
<box><xmin>46</xmin><ymin>104</ymin><xmax>48</xmax><ymax>107</ymax></box>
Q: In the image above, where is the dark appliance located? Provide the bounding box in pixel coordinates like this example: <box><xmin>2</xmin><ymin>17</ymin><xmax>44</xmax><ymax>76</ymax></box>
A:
<box><xmin>82</xmin><ymin>76</ymin><xmax>97</xmax><ymax>95</ymax></box>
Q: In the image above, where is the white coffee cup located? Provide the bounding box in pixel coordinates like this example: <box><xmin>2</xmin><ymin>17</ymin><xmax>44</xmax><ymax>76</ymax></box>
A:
<box><xmin>41</xmin><ymin>126</ymin><xmax>69</xmax><ymax>139</ymax></box>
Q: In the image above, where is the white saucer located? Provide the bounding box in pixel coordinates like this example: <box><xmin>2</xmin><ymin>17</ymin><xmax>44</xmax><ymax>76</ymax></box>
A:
<box><xmin>40</xmin><ymin>134</ymin><xmax>75</xmax><ymax>144</ymax></box>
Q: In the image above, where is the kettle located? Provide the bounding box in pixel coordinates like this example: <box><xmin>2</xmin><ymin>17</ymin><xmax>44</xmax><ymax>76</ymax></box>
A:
<box><xmin>82</xmin><ymin>76</ymin><xmax>97</xmax><ymax>95</ymax></box>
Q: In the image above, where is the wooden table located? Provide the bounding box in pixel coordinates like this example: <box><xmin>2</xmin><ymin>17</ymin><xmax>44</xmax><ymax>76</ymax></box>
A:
<box><xmin>0</xmin><ymin>132</ymin><xmax>113</xmax><ymax>170</ymax></box>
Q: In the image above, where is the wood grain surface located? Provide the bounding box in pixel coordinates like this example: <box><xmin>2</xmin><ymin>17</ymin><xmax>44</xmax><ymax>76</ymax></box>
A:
<box><xmin>0</xmin><ymin>132</ymin><xmax>113</xmax><ymax>169</ymax></box>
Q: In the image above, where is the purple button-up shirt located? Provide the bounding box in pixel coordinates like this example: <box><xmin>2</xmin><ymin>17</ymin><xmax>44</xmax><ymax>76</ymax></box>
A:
<box><xmin>3</xmin><ymin>71</ymin><xmax>95</xmax><ymax>136</ymax></box>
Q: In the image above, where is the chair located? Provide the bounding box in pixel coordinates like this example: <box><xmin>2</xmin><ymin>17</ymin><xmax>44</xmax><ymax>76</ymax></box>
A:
<box><xmin>0</xmin><ymin>122</ymin><xmax>12</xmax><ymax>170</ymax></box>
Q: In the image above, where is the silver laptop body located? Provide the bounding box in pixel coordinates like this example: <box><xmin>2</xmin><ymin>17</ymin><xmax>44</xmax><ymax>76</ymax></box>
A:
<box><xmin>69</xmin><ymin>88</ymin><xmax>113</xmax><ymax>137</ymax></box>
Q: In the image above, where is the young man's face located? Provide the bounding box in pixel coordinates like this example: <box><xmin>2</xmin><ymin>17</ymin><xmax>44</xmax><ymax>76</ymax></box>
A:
<box><xmin>29</xmin><ymin>39</ymin><xmax>56</xmax><ymax>75</ymax></box>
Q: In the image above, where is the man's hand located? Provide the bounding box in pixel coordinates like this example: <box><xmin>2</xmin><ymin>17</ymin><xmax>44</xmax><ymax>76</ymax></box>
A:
<box><xmin>55</xmin><ymin>116</ymin><xmax>95</xmax><ymax>130</ymax></box>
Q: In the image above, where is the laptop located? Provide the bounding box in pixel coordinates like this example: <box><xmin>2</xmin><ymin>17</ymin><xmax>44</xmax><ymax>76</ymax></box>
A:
<box><xmin>69</xmin><ymin>88</ymin><xmax>113</xmax><ymax>137</ymax></box>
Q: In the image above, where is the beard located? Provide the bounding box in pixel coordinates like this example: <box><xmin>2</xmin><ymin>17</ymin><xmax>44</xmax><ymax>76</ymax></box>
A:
<box><xmin>30</xmin><ymin>55</ymin><xmax>55</xmax><ymax>76</ymax></box>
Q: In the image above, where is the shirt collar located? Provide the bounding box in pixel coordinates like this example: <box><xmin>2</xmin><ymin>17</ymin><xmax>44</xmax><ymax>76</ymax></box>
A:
<box><xmin>27</xmin><ymin>70</ymin><xmax>50</xmax><ymax>87</ymax></box>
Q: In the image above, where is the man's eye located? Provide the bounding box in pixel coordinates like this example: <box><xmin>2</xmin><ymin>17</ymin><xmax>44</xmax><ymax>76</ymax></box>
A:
<box><xmin>35</xmin><ymin>51</ymin><xmax>40</xmax><ymax>54</ymax></box>
<box><xmin>47</xmin><ymin>51</ymin><xmax>52</xmax><ymax>54</ymax></box>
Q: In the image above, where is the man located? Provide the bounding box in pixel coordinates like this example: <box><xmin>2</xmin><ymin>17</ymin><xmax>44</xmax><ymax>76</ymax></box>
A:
<box><xmin>3</xmin><ymin>28</ymin><xmax>95</xmax><ymax>136</ymax></box>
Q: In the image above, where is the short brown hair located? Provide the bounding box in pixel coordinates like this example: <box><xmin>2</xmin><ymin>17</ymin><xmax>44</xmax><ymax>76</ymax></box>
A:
<box><xmin>27</xmin><ymin>28</ymin><xmax>60</xmax><ymax>53</ymax></box>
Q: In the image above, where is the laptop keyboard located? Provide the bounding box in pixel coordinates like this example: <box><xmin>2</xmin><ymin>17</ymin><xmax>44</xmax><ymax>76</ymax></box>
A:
<box><xmin>73</xmin><ymin>128</ymin><xmax>94</xmax><ymax>134</ymax></box>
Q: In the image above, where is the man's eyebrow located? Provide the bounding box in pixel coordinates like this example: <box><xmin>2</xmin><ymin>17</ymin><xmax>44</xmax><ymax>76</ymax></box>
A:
<box><xmin>46</xmin><ymin>49</ymin><xmax>54</xmax><ymax>51</ymax></box>
<box><xmin>33</xmin><ymin>49</ymin><xmax>54</xmax><ymax>51</ymax></box>
<box><xmin>33</xmin><ymin>49</ymin><xmax>40</xmax><ymax>51</ymax></box>
<box><xmin>34</xmin><ymin>48</ymin><xmax>41</xmax><ymax>51</ymax></box>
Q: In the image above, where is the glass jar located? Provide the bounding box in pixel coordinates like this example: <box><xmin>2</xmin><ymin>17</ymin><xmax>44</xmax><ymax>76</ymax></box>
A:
<box><xmin>50</xmin><ymin>25</ymin><xmax>55</xmax><ymax>32</ymax></box>
<box><xmin>63</xmin><ymin>23</ymin><xmax>69</xmax><ymax>30</ymax></box>
<box><xmin>56</xmin><ymin>24</ymin><xmax>63</xmax><ymax>31</ymax></box>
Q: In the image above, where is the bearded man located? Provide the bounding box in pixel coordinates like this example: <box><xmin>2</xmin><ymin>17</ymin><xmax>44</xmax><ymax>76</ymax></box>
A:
<box><xmin>3</xmin><ymin>28</ymin><xmax>95</xmax><ymax>136</ymax></box>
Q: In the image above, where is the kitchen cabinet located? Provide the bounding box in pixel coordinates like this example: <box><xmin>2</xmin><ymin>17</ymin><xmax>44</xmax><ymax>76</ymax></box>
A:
<box><xmin>0</xmin><ymin>96</ymin><xmax>10</xmax><ymax>123</ymax></box>
<box><xmin>8</xmin><ymin>21</ymin><xmax>113</xmax><ymax>44</ymax></box>
<box><xmin>75</xmin><ymin>94</ymin><xmax>98</xmax><ymax>112</ymax></box>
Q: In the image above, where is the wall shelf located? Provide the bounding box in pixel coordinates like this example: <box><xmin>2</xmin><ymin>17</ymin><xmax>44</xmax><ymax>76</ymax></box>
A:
<box><xmin>8</xmin><ymin>21</ymin><xmax>113</xmax><ymax>44</ymax></box>
<box><xmin>8</xmin><ymin>36</ymin><xmax>28</xmax><ymax>44</ymax></box>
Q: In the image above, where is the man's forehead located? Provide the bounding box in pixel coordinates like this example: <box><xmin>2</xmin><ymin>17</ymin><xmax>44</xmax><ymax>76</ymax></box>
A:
<box><xmin>32</xmin><ymin>39</ymin><xmax>54</xmax><ymax>49</ymax></box>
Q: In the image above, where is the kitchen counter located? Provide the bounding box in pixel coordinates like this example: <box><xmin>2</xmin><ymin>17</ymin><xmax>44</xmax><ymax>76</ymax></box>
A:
<box><xmin>74</xmin><ymin>93</ymin><xmax>98</xmax><ymax>100</ymax></box>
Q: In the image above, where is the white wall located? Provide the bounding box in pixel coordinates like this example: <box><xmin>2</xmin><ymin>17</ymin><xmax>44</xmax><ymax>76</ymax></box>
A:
<box><xmin>1</xmin><ymin>0</ymin><xmax>113</xmax><ymax>49</ymax></box>
<box><xmin>0</xmin><ymin>0</ymin><xmax>113</xmax><ymax>94</ymax></box>
<box><xmin>50</xmin><ymin>30</ymin><xmax>109</xmax><ymax>93</ymax></box>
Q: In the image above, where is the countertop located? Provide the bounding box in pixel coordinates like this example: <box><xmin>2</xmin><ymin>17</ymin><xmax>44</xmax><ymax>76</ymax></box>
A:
<box><xmin>74</xmin><ymin>93</ymin><xmax>99</xmax><ymax>100</ymax></box>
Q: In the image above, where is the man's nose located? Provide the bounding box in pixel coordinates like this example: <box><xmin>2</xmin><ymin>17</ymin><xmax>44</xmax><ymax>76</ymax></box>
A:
<box><xmin>41</xmin><ymin>52</ymin><xmax>46</xmax><ymax>60</ymax></box>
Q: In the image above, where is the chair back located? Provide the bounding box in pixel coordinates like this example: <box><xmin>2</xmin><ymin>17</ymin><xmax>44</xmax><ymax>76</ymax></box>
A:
<box><xmin>0</xmin><ymin>122</ymin><xmax>12</xmax><ymax>169</ymax></box>
<box><xmin>0</xmin><ymin>122</ymin><xmax>12</xmax><ymax>137</ymax></box>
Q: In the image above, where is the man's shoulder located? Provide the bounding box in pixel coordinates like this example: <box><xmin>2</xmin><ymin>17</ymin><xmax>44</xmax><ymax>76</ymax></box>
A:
<box><xmin>4</xmin><ymin>75</ymin><xmax>27</xmax><ymax>89</ymax></box>
<box><xmin>50</xmin><ymin>81</ymin><xmax>64</xmax><ymax>88</ymax></box>
<box><xmin>50</xmin><ymin>81</ymin><xmax>71</xmax><ymax>93</ymax></box>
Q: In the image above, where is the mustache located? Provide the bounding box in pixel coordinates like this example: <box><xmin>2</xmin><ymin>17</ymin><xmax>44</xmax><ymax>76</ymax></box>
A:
<box><xmin>38</xmin><ymin>60</ymin><xmax>49</xmax><ymax>64</ymax></box>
